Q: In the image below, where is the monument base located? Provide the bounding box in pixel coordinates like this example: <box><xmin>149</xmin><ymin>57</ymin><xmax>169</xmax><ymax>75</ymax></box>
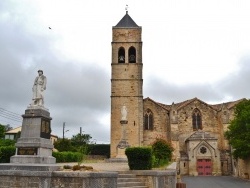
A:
<box><xmin>10</xmin><ymin>155</ymin><xmax>56</xmax><ymax>164</ymax></box>
<box><xmin>11</xmin><ymin>106</ymin><xmax>56</xmax><ymax>164</ymax></box>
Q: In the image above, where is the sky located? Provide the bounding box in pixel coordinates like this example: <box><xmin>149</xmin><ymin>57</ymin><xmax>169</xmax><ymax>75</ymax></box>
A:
<box><xmin>1</xmin><ymin>0</ymin><xmax>250</xmax><ymax>144</ymax></box>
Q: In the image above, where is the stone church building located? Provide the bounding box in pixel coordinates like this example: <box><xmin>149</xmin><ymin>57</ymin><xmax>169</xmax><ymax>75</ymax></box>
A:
<box><xmin>110</xmin><ymin>11</ymin><xmax>243</xmax><ymax>176</ymax></box>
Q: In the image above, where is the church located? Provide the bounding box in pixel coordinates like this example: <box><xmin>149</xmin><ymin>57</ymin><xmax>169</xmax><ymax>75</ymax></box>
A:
<box><xmin>110</xmin><ymin>11</ymin><xmax>242</xmax><ymax>176</ymax></box>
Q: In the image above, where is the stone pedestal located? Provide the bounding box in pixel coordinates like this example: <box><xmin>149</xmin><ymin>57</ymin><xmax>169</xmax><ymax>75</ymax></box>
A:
<box><xmin>10</xmin><ymin>106</ymin><xmax>56</xmax><ymax>164</ymax></box>
<box><xmin>115</xmin><ymin>120</ymin><xmax>130</xmax><ymax>160</ymax></box>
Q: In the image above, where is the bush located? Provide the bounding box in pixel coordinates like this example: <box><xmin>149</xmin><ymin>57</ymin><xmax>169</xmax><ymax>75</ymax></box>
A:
<box><xmin>0</xmin><ymin>139</ymin><xmax>16</xmax><ymax>147</ymax></box>
<box><xmin>54</xmin><ymin>139</ymin><xmax>76</xmax><ymax>152</ymax></box>
<box><xmin>52</xmin><ymin>152</ymin><xmax>83</xmax><ymax>163</ymax></box>
<box><xmin>88</xmin><ymin>144</ymin><xmax>110</xmax><ymax>158</ymax></box>
<box><xmin>152</xmin><ymin>138</ymin><xmax>174</xmax><ymax>167</ymax></box>
<box><xmin>125</xmin><ymin>147</ymin><xmax>152</xmax><ymax>170</ymax></box>
<box><xmin>0</xmin><ymin>146</ymin><xmax>16</xmax><ymax>163</ymax></box>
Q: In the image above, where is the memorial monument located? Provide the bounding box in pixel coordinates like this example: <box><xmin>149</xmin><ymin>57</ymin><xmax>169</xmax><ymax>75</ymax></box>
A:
<box><xmin>9</xmin><ymin>70</ymin><xmax>57</xmax><ymax>167</ymax></box>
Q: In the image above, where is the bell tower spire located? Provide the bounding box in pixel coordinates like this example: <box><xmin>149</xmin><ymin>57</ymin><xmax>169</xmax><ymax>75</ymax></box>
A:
<box><xmin>110</xmin><ymin>11</ymin><xmax>144</xmax><ymax>158</ymax></box>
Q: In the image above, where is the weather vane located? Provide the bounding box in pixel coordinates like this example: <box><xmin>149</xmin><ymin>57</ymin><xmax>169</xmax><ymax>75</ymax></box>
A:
<box><xmin>125</xmin><ymin>4</ymin><xmax>129</xmax><ymax>13</ymax></box>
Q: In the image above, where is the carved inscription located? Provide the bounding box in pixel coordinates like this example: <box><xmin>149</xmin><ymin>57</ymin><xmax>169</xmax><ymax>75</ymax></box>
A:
<box><xmin>18</xmin><ymin>148</ymin><xmax>38</xmax><ymax>155</ymax></box>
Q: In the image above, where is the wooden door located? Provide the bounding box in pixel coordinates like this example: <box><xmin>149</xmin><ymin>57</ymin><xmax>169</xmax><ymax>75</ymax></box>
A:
<box><xmin>197</xmin><ymin>159</ymin><xmax>212</xmax><ymax>176</ymax></box>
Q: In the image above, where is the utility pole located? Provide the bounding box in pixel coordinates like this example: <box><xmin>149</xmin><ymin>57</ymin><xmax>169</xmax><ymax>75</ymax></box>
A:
<box><xmin>63</xmin><ymin>122</ymin><xmax>65</xmax><ymax>140</ymax></box>
<box><xmin>63</xmin><ymin>122</ymin><xmax>69</xmax><ymax>140</ymax></box>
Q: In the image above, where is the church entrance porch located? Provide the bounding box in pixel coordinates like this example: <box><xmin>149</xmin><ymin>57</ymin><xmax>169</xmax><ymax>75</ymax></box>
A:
<box><xmin>197</xmin><ymin>159</ymin><xmax>212</xmax><ymax>176</ymax></box>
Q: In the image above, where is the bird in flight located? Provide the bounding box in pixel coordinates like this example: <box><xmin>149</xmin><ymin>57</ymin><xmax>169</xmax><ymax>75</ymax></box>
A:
<box><xmin>48</xmin><ymin>27</ymin><xmax>52</xmax><ymax>29</ymax></box>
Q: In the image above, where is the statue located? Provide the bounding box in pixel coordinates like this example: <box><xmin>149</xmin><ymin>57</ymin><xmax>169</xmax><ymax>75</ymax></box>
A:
<box><xmin>121</xmin><ymin>105</ymin><xmax>127</xmax><ymax>121</ymax></box>
<box><xmin>31</xmin><ymin>70</ymin><xmax>47</xmax><ymax>106</ymax></box>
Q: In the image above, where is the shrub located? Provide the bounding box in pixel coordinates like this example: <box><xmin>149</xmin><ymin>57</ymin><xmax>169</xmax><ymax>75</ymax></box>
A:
<box><xmin>0</xmin><ymin>139</ymin><xmax>16</xmax><ymax>147</ymax></box>
<box><xmin>125</xmin><ymin>147</ymin><xmax>152</xmax><ymax>170</ymax></box>
<box><xmin>52</xmin><ymin>152</ymin><xmax>83</xmax><ymax>163</ymax></box>
<box><xmin>152</xmin><ymin>138</ymin><xmax>174</xmax><ymax>167</ymax></box>
<box><xmin>54</xmin><ymin>139</ymin><xmax>76</xmax><ymax>152</ymax></box>
<box><xmin>0</xmin><ymin>146</ymin><xmax>16</xmax><ymax>163</ymax></box>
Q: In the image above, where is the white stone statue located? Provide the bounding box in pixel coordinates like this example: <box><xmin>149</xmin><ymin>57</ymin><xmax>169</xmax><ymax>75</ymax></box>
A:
<box><xmin>31</xmin><ymin>70</ymin><xmax>47</xmax><ymax>106</ymax></box>
<box><xmin>121</xmin><ymin>105</ymin><xmax>127</xmax><ymax>121</ymax></box>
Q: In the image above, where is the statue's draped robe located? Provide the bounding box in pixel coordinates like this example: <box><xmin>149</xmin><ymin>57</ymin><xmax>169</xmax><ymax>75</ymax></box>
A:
<box><xmin>32</xmin><ymin>75</ymin><xmax>46</xmax><ymax>105</ymax></box>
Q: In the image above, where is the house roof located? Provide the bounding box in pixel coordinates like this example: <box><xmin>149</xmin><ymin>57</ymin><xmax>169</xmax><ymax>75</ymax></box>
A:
<box><xmin>5</xmin><ymin>126</ymin><xmax>22</xmax><ymax>134</ymax></box>
<box><xmin>114</xmin><ymin>11</ymin><xmax>139</xmax><ymax>28</ymax></box>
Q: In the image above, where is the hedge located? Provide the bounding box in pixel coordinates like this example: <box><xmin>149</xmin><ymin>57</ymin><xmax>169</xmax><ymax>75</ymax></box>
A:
<box><xmin>88</xmin><ymin>144</ymin><xmax>110</xmax><ymax>158</ymax></box>
<box><xmin>0</xmin><ymin>146</ymin><xmax>16</xmax><ymax>163</ymax></box>
<box><xmin>125</xmin><ymin>147</ymin><xmax>152</xmax><ymax>170</ymax></box>
<box><xmin>52</xmin><ymin>151</ymin><xmax>83</xmax><ymax>163</ymax></box>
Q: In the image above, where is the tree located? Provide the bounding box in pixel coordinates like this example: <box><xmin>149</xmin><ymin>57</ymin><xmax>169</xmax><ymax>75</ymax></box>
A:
<box><xmin>0</xmin><ymin>124</ymin><xmax>13</xmax><ymax>139</ymax></box>
<box><xmin>152</xmin><ymin>138</ymin><xmax>174</xmax><ymax>167</ymax></box>
<box><xmin>71</xmin><ymin>133</ymin><xmax>92</xmax><ymax>147</ymax></box>
<box><xmin>71</xmin><ymin>133</ymin><xmax>92</xmax><ymax>154</ymax></box>
<box><xmin>4</xmin><ymin>124</ymin><xmax>13</xmax><ymax>132</ymax></box>
<box><xmin>54</xmin><ymin>138</ymin><xmax>74</xmax><ymax>152</ymax></box>
<box><xmin>0</xmin><ymin>125</ymin><xmax>4</xmax><ymax>139</ymax></box>
<box><xmin>225</xmin><ymin>99</ymin><xmax>250</xmax><ymax>159</ymax></box>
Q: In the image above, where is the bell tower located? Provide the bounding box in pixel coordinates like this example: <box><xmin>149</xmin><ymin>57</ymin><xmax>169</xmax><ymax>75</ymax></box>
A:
<box><xmin>110</xmin><ymin>11</ymin><xmax>143</xmax><ymax>158</ymax></box>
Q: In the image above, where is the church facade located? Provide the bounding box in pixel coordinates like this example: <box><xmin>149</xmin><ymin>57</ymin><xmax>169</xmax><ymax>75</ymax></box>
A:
<box><xmin>110</xmin><ymin>11</ymin><xmax>242</xmax><ymax>176</ymax></box>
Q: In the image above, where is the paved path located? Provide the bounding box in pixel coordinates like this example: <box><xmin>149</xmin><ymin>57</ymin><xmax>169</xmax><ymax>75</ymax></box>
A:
<box><xmin>182</xmin><ymin>176</ymin><xmax>250</xmax><ymax>188</ymax></box>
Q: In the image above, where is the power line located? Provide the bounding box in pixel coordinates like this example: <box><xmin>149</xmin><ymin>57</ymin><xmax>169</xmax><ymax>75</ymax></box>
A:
<box><xmin>0</xmin><ymin>117</ymin><xmax>21</xmax><ymax>127</ymax></box>
<box><xmin>0</xmin><ymin>111</ymin><xmax>22</xmax><ymax>121</ymax></box>
<box><xmin>0</xmin><ymin>107</ymin><xmax>22</xmax><ymax>124</ymax></box>
<box><xmin>0</xmin><ymin>107</ymin><xmax>21</xmax><ymax>116</ymax></box>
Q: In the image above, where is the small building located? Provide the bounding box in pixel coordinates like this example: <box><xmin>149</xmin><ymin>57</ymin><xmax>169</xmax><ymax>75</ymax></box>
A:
<box><xmin>4</xmin><ymin>126</ymin><xmax>21</xmax><ymax>140</ymax></box>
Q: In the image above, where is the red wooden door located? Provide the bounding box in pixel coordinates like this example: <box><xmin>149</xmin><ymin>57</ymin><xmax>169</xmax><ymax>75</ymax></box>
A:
<box><xmin>197</xmin><ymin>159</ymin><xmax>212</xmax><ymax>176</ymax></box>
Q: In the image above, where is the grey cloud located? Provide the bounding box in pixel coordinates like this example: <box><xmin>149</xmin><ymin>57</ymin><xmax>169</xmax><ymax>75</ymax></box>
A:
<box><xmin>144</xmin><ymin>56</ymin><xmax>250</xmax><ymax>105</ymax></box>
<box><xmin>217</xmin><ymin>56</ymin><xmax>250</xmax><ymax>99</ymax></box>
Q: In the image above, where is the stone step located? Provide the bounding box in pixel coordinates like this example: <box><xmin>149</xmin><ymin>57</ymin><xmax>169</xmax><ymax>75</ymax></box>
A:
<box><xmin>118</xmin><ymin>177</ymin><xmax>142</xmax><ymax>183</ymax></box>
<box><xmin>118</xmin><ymin>187</ymin><xmax>148</xmax><ymax>188</ymax></box>
<box><xmin>118</xmin><ymin>174</ymin><xmax>137</xmax><ymax>178</ymax></box>
<box><xmin>117</xmin><ymin>172</ymin><xmax>148</xmax><ymax>188</ymax></box>
<box><xmin>117</xmin><ymin>182</ymin><xmax>146</xmax><ymax>187</ymax></box>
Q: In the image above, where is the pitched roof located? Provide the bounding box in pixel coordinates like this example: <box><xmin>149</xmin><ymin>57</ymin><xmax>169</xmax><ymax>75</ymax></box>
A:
<box><xmin>5</xmin><ymin>126</ymin><xmax>21</xmax><ymax>134</ymax></box>
<box><xmin>144</xmin><ymin>97</ymin><xmax>245</xmax><ymax>112</ymax></box>
<box><xmin>114</xmin><ymin>11</ymin><xmax>139</xmax><ymax>28</ymax></box>
<box><xmin>144</xmin><ymin>97</ymin><xmax>170</xmax><ymax>111</ymax></box>
<box><xmin>210</xmin><ymin>98</ymin><xmax>246</xmax><ymax>110</ymax></box>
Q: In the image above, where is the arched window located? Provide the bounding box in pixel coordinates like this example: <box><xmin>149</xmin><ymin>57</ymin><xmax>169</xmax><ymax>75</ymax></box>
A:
<box><xmin>129</xmin><ymin>46</ymin><xmax>136</xmax><ymax>63</ymax></box>
<box><xmin>192</xmin><ymin>108</ymin><xmax>202</xmax><ymax>130</ymax></box>
<box><xmin>118</xmin><ymin>47</ymin><xmax>125</xmax><ymax>63</ymax></box>
<box><xmin>144</xmin><ymin>109</ymin><xmax>153</xmax><ymax>130</ymax></box>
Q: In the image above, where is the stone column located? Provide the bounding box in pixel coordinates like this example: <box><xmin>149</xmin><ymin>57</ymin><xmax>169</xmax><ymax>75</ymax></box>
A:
<box><xmin>116</xmin><ymin>120</ymin><xmax>130</xmax><ymax>159</ymax></box>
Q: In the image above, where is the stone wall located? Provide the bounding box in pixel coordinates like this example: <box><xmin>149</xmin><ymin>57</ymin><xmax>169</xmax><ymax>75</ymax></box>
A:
<box><xmin>0</xmin><ymin>169</ymin><xmax>177</xmax><ymax>188</ymax></box>
<box><xmin>133</xmin><ymin>170</ymin><xmax>176</xmax><ymax>188</ymax></box>
<box><xmin>233</xmin><ymin>158</ymin><xmax>250</xmax><ymax>180</ymax></box>
<box><xmin>0</xmin><ymin>171</ymin><xmax>117</xmax><ymax>188</ymax></box>
<box><xmin>143</xmin><ymin>98</ymin><xmax>170</xmax><ymax>146</ymax></box>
